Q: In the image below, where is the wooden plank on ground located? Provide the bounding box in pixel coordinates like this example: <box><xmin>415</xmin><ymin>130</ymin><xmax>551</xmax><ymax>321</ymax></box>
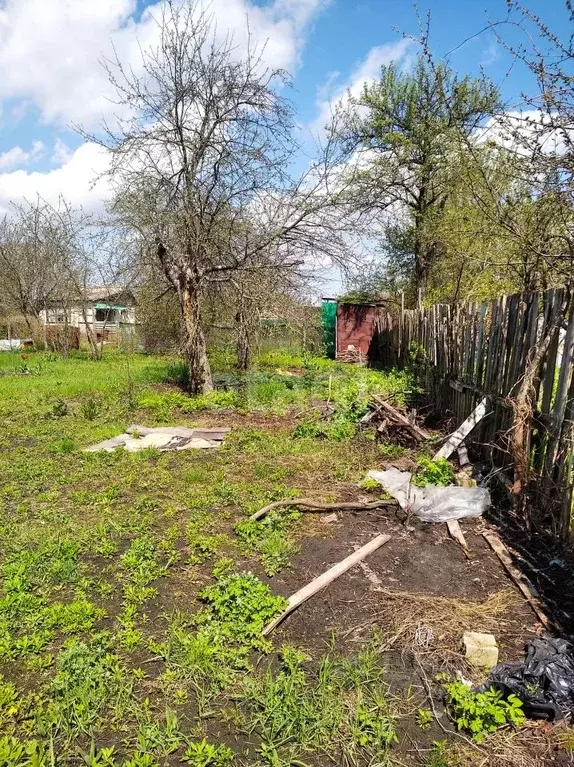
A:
<box><xmin>446</xmin><ymin>520</ymin><xmax>471</xmax><ymax>559</ymax></box>
<box><xmin>262</xmin><ymin>534</ymin><xmax>391</xmax><ymax>635</ymax></box>
<box><xmin>482</xmin><ymin>531</ymin><xmax>552</xmax><ymax>630</ymax></box>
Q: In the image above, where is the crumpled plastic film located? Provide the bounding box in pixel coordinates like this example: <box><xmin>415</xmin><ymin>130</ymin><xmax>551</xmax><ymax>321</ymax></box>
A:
<box><xmin>367</xmin><ymin>468</ymin><xmax>490</xmax><ymax>523</ymax></box>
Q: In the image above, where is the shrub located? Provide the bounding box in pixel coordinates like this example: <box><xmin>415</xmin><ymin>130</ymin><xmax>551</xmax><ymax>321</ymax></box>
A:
<box><xmin>412</xmin><ymin>457</ymin><xmax>454</xmax><ymax>487</ymax></box>
<box><xmin>443</xmin><ymin>680</ymin><xmax>525</xmax><ymax>743</ymax></box>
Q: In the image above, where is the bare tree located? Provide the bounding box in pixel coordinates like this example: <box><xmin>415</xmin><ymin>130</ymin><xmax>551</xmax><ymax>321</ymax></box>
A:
<box><xmin>39</xmin><ymin>199</ymin><xmax>126</xmax><ymax>360</ymax></box>
<box><xmin>0</xmin><ymin>202</ymin><xmax>61</xmax><ymax>339</ymax></box>
<box><xmin>90</xmin><ymin>0</ymin><xmax>352</xmax><ymax>393</ymax></box>
<box><xmin>0</xmin><ymin>197</ymin><xmax>131</xmax><ymax>359</ymax></box>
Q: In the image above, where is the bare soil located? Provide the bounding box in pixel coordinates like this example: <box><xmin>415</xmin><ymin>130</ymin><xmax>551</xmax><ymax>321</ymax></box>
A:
<box><xmin>256</xmin><ymin>501</ymin><xmax>567</xmax><ymax>765</ymax></box>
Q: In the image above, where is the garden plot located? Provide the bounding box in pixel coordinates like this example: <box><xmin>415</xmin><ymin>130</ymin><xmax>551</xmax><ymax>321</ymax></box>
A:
<box><xmin>0</xmin><ymin>348</ymin><xmax>572</xmax><ymax>767</ymax></box>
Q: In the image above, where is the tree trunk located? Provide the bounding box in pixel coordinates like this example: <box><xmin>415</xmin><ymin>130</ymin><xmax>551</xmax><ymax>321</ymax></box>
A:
<box><xmin>83</xmin><ymin>306</ymin><xmax>101</xmax><ymax>361</ymax></box>
<box><xmin>180</xmin><ymin>282</ymin><xmax>213</xmax><ymax>394</ymax></box>
<box><xmin>235</xmin><ymin>308</ymin><xmax>251</xmax><ymax>371</ymax></box>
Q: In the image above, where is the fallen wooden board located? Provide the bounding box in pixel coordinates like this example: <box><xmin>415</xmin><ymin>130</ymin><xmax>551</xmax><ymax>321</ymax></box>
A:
<box><xmin>250</xmin><ymin>498</ymin><xmax>398</xmax><ymax>522</ymax></box>
<box><xmin>446</xmin><ymin>519</ymin><xmax>471</xmax><ymax>559</ymax></box>
<box><xmin>434</xmin><ymin>397</ymin><xmax>490</xmax><ymax>461</ymax></box>
<box><xmin>482</xmin><ymin>531</ymin><xmax>552</xmax><ymax>630</ymax></box>
<box><xmin>262</xmin><ymin>533</ymin><xmax>391</xmax><ymax>635</ymax></box>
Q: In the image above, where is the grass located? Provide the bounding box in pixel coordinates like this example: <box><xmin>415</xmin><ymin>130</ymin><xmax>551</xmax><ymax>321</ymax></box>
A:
<box><xmin>243</xmin><ymin>644</ymin><xmax>397</xmax><ymax>766</ymax></box>
<box><xmin>0</xmin><ymin>346</ymin><xmax>413</xmax><ymax>765</ymax></box>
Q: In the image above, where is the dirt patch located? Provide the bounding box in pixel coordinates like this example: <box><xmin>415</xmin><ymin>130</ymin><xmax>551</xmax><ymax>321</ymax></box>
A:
<box><xmin>259</xmin><ymin>507</ymin><xmax>550</xmax><ymax>763</ymax></box>
<box><xmin>270</xmin><ymin>511</ymin><xmax>537</xmax><ymax>652</ymax></box>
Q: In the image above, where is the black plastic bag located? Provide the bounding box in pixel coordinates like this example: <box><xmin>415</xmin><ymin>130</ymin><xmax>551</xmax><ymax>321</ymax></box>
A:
<box><xmin>479</xmin><ymin>637</ymin><xmax>574</xmax><ymax>720</ymax></box>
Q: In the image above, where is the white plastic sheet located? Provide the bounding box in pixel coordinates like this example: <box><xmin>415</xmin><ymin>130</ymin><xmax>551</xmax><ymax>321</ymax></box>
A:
<box><xmin>367</xmin><ymin>468</ymin><xmax>490</xmax><ymax>523</ymax></box>
<box><xmin>0</xmin><ymin>339</ymin><xmax>23</xmax><ymax>350</ymax></box>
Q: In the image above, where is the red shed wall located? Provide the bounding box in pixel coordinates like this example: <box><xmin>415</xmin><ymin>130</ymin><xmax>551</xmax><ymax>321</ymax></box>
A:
<box><xmin>336</xmin><ymin>304</ymin><xmax>378</xmax><ymax>359</ymax></box>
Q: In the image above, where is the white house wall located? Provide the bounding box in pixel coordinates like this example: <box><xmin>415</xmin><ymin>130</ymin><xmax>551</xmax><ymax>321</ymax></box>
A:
<box><xmin>41</xmin><ymin>303</ymin><xmax>136</xmax><ymax>331</ymax></box>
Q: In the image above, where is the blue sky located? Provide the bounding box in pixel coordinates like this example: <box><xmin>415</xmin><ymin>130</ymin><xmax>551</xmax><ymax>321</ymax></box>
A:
<box><xmin>0</xmin><ymin>0</ymin><xmax>567</xmax><ymax>226</ymax></box>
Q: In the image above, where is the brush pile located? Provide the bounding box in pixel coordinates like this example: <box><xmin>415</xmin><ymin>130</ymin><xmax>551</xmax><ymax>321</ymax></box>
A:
<box><xmin>360</xmin><ymin>395</ymin><xmax>430</xmax><ymax>445</ymax></box>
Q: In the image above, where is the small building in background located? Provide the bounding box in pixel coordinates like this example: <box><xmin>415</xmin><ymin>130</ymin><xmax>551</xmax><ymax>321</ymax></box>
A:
<box><xmin>321</xmin><ymin>296</ymin><xmax>396</xmax><ymax>363</ymax></box>
<box><xmin>40</xmin><ymin>287</ymin><xmax>137</xmax><ymax>340</ymax></box>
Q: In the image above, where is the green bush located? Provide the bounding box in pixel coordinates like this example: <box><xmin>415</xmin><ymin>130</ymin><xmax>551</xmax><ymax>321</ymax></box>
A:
<box><xmin>443</xmin><ymin>680</ymin><xmax>525</xmax><ymax>743</ymax></box>
<box><xmin>412</xmin><ymin>457</ymin><xmax>454</xmax><ymax>487</ymax></box>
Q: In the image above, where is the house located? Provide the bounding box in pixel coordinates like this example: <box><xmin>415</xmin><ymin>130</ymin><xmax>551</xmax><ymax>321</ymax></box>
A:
<box><xmin>40</xmin><ymin>287</ymin><xmax>137</xmax><ymax>338</ymax></box>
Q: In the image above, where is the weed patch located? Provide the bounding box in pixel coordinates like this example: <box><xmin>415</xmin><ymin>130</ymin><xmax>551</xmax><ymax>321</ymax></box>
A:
<box><xmin>235</xmin><ymin>510</ymin><xmax>301</xmax><ymax>575</ymax></box>
<box><xmin>442</xmin><ymin>678</ymin><xmax>525</xmax><ymax>743</ymax></box>
<box><xmin>197</xmin><ymin>565</ymin><xmax>287</xmax><ymax>650</ymax></box>
<box><xmin>243</xmin><ymin>645</ymin><xmax>396</xmax><ymax>766</ymax></box>
<box><xmin>413</xmin><ymin>457</ymin><xmax>455</xmax><ymax>487</ymax></box>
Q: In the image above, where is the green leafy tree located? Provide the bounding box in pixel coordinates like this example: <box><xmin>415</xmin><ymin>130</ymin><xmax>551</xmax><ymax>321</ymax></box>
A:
<box><xmin>335</xmin><ymin>52</ymin><xmax>500</xmax><ymax>298</ymax></box>
<box><xmin>425</xmin><ymin>144</ymin><xmax>574</xmax><ymax>302</ymax></box>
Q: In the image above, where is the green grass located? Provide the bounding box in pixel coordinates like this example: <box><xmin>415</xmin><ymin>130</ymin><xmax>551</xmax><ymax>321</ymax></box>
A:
<box><xmin>0</xmin><ymin>346</ymin><xmax>411</xmax><ymax>765</ymax></box>
<box><xmin>243</xmin><ymin>645</ymin><xmax>396</xmax><ymax>766</ymax></box>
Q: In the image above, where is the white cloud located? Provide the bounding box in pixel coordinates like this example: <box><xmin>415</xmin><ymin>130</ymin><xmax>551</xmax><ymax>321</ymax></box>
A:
<box><xmin>9</xmin><ymin>100</ymin><xmax>30</xmax><ymax>123</ymax></box>
<box><xmin>0</xmin><ymin>142</ymin><xmax>111</xmax><ymax>215</ymax></box>
<box><xmin>478</xmin><ymin>110</ymin><xmax>570</xmax><ymax>156</ymax></box>
<box><xmin>0</xmin><ymin>0</ymin><xmax>327</xmax><ymax>130</ymax></box>
<box><xmin>51</xmin><ymin>138</ymin><xmax>73</xmax><ymax>165</ymax></box>
<box><xmin>310</xmin><ymin>39</ymin><xmax>412</xmax><ymax>136</ymax></box>
<box><xmin>0</xmin><ymin>140</ymin><xmax>44</xmax><ymax>171</ymax></box>
<box><xmin>480</xmin><ymin>39</ymin><xmax>501</xmax><ymax>68</ymax></box>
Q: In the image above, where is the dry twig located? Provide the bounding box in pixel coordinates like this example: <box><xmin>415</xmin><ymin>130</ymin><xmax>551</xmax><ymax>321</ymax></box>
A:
<box><xmin>249</xmin><ymin>497</ymin><xmax>397</xmax><ymax>522</ymax></box>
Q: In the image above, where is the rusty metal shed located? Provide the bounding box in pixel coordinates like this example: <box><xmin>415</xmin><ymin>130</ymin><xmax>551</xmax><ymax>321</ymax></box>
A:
<box><xmin>321</xmin><ymin>297</ymin><xmax>395</xmax><ymax>363</ymax></box>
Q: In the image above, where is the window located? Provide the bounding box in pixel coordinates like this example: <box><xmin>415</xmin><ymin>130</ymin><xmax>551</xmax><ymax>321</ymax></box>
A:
<box><xmin>47</xmin><ymin>309</ymin><xmax>69</xmax><ymax>324</ymax></box>
<box><xmin>95</xmin><ymin>308</ymin><xmax>118</xmax><ymax>323</ymax></box>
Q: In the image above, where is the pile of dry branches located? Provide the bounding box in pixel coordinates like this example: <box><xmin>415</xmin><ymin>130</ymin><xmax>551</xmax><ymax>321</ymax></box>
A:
<box><xmin>360</xmin><ymin>395</ymin><xmax>430</xmax><ymax>445</ymax></box>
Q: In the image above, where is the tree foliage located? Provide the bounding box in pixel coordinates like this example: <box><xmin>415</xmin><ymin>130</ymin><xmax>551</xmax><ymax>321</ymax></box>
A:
<box><xmin>334</xmin><ymin>51</ymin><xmax>500</xmax><ymax>298</ymax></box>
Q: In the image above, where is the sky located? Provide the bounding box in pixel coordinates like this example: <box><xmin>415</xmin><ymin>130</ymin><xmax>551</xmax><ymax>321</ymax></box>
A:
<box><xmin>0</xmin><ymin>0</ymin><xmax>569</xmax><ymax>291</ymax></box>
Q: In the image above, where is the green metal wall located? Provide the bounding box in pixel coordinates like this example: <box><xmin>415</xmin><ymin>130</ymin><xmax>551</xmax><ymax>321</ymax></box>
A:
<box><xmin>321</xmin><ymin>301</ymin><xmax>337</xmax><ymax>359</ymax></box>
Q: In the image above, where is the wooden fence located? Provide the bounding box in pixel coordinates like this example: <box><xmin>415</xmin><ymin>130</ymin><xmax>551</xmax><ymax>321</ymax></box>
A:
<box><xmin>373</xmin><ymin>288</ymin><xmax>574</xmax><ymax>538</ymax></box>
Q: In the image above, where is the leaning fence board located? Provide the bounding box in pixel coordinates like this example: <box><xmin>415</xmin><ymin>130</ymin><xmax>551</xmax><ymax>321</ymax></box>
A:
<box><xmin>544</xmin><ymin>304</ymin><xmax>574</xmax><ymax>480</ymax></box>
<box><xmin>262</xmin><ymin>534</ymin><xmax>391</xmax><ymax>635</ymax></box>
<box><xmin>482</xmin><ymin>531</ymin><xmax>552</xmax><ymax>630</ymax></box>
<box><xmin>540</xmin><ymin>289</ymin><xmax>563</xmax><ymax>414</ymax></box>
<box><xmin>433</xmin><ymin>397</ymin><xmax>490</xmax><ymax>460</ymax></box>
